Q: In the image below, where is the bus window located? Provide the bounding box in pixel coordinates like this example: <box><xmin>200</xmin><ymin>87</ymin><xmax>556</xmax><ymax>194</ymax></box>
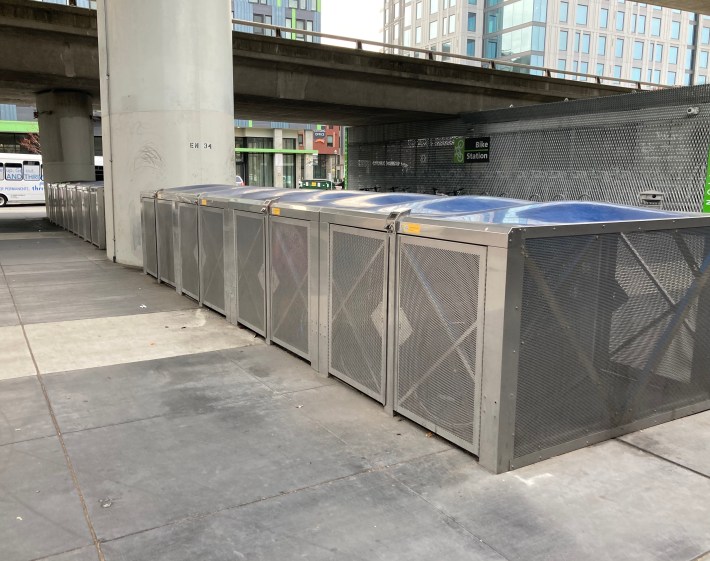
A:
<box><xmin>0</xmin><ymin>163</ymin><xmax>3</xmax><ymax>180</ymax></box>
<box><xmin>23</xmin><ymin>161</ymin><xmax>41</xmax><ymax>181</ymax></box>
<box><xmin>5</xmin><ymin>163</ymin><xmax>22</xmax><ymax>181</ymax></box>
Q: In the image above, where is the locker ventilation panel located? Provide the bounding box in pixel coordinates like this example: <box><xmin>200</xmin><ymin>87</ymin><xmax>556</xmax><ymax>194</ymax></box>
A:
<box><xmin>329</xmin><ymin>226</ymin><xmax>388</xmax><ymax>402</ymax></box>
<box><xmin>179</xmin><ymin>204</ymin><xmax>200</xmax><ymax>300</ymax></box>
<box><xmin>396</xmin><ymin>238</ymin><xmax>485</xmax><ymax>454</ymax></box>
<box><xmin>270</xmin><ymin>218</ymin><xmax>310</xmax><ymax>358</ymax></box>
<box><xmin>199</xmin><ymin>209</ymin><xmax>225</xmax><ymax>314</ymax></box>
<box><xmin>142</xmin><ymin>200</ymin><xmax>158</xmax><ymax>277</ymax></box>
<box><xmin>156</xmin><ymin>201</ymin><xmax>175</xmax><ymax>286</ymax></box>
<box><xmin>236</xmin><ymin>213</ymin><xmax>266</xmax><ymax>335</ymax></box>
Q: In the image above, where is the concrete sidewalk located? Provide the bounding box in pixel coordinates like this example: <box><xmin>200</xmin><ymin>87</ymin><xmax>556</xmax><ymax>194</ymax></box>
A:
<box><xmin>1</xmin><ymin>206</ymin><xmax>709</xmax><ymax>561</ymax></box>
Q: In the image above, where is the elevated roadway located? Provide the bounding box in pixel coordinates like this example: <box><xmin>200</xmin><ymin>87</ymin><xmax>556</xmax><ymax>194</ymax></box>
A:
<box><xmin>0</xmin><ymin>0</ymin><xmax>629</xmax><ymax>125</ymax></box>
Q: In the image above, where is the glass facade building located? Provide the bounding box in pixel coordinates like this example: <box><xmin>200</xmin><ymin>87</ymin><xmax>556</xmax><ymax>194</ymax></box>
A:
<box><xmin>383</xmin><ymin>0</ymin><xmax>710</xmax><ymax>86</ymax></box>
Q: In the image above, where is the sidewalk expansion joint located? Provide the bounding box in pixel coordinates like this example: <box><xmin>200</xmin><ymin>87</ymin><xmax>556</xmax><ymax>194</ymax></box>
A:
<box><xmin>617</xmin><ymin>438</ymin><xmax>710</xmax><ymax>481</ymax></box>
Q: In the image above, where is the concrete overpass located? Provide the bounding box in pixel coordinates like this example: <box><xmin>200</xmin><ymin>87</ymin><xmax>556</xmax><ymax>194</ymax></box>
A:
<box><xmin>0</xmin><ymin>0</ymin><xmax>629</xmax><ymax>126</ymax></box>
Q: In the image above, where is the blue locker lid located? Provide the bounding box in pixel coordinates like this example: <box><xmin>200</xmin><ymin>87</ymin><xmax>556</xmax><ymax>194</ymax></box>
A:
<box><xmin>438</xmin><ymin>201</ymin><xmax>689</xmax><ymax>225</ymax></box>
<box><xmin>408</xmin><ymin>195</ymin><xmax>526</xmax><ymax>215</ymax></box>
<box><xmin>317</xmin><ymin>192</ymin><xmax>436</xmax><ymax>212</ymax></box>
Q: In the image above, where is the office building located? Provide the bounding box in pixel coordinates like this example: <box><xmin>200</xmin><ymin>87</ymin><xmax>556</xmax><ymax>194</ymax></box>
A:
<box><xmin>383</xmin><ymin>0</ymin><xmax>710</xmax><ymax>86</ymax></box>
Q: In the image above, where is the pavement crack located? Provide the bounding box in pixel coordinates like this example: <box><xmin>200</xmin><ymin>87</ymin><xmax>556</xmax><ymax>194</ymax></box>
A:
<box><xmin>616</xmin><ymin>438</ymin><xmax>710</xmax><ymax>480</ymax></box>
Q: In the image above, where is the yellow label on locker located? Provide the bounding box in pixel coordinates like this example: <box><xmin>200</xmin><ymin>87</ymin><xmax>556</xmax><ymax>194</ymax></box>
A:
<box><xmin>272</xmin><ymin>207</ymin><xmax>281</xmax><ymax>215</ymax></box>
<box><xmin>201</xmin><ymin>199</ymin><xmax>207</xmax><ymax>206</ymax></box>
<box><xmin>401</xmin><ymin>222</ymin><xmax>421</xmax><ymax>235</ymax></box>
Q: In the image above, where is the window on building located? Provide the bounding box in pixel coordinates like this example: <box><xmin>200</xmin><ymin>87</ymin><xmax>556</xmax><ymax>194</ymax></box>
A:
<box><xmin>631</xmin><ymin>14</ymin><xmax>636</xmax><ymax>33</ymax></box>
<box><xmin>597</xmin><ymin>35</ymin><xmax>606</xmax><ymax>56</ymax></box>
<box><xmin>600</xmin><ymin>8</ymin><xmax>608</xmax><ymax>28</ymax></box>
<box><xmin>576</xmin><ymin>4</ymin><xmax>588</xmax><ymax>25</ymax></box>
<box><xmin>701</xmin><ymin>51</ymin><xmax>709</xmax><ymax>68</ymax></box>
<box><xmin>486</xmin><ymin>39</ymin><xmax>497</xmax><ymax>58</ymax></box>
<box><xmin>654</xmin><ymin>43</ymin><xmax>663</xmax><ymax>63</ymax></box>
<box><xmin>442</xmin><ymin>41</ymin><xmax>451</xmax><ymax>60</ymax></box>
<box><xmin>633</xmin><ymin>40</ymin><xmax>643</xmax><ymax>60</ymax></box>
<box><xmin>651</xmin><ymin>17</ymin><xmax>661</xmax><ymax>37</ymax></box>
<box><xmin>652</xmin><ymin>69</ymin><xmax>661</xmax><ymax>83</ymax></box>
<box><xmin>559</xmin><ymin>30</ymin><xmax>568</xmax><ymax>51</ymax></box>
<box><xmin>557</xmin><ymin>59</ymin><xmax>566</xmax><ymax>74</ymax></box>
<box><xmin>671</xmin><ymin>20</ymin><xmax>680</xmax><ymax>39</ymax></box>
<box><xmin>615</xmin><ymin>38</ymin><xmax>624</xmax><ymax>57</ymax></box>
<box><xmin>631</xmin><ymin>67</ymin><xmax>641</xmax><ymax>81</ymax></box>
<box><xmin>698</xmin><ymin>75</ymin><xmax>707</xmax><ymax>84</ymax></box>
<box><xmin>416</xmin><ymin>25</ymin><xmax>422</xmax><ymax>42</ymax></box>
<box><xmin>669</xmin><ymin>45</ymin><xmax>678</xmax><ymax>64</ymax></box>
<box><xmin>613</xmin><ymin>65</ymin><xmax>622</xmax><ymax>79</ymax></box>
<box><xmin>580</xmin><ymin>61</ymin><xmax>589</xmax><ymax>76</ymax></box>
<box><xmin>394</xmin><ymin>2</ymin><xmax>400</xmax><ymax>18</ymax></box>
<box><xmin>467</xmin><ymin>39</ymin><xmax>475</xmax><ymax>56</ymax></box>
<box><xmin>574</xmin><ymin>32</ymin><xmax>580</xmax><ymax>52</ymax></box>
<box><xmin>686</xmin><ymin>49</ymin><xmax>694</xmax><ymax>70</ymax></box>
<box><xmin>684</xmin><ymin>73</ymin><xmax>691</xmax><ymax>86</ymax></box>
<box><xmin>430</xmin><ymin>0</ymin><xmax>438</xmax><ymax>14</ymax></box>
<box><xmin>429</xmin><ymin>20</ymin><xmax>437</xmax><ymax>39</ymax></box>
<box><xmin>468</xmin><ymin>12</ymin><xmax>476</xmax><ymax>31</ymax></box>
<box><xmin>404</xmin><ymin>28</ymin><xmax>411</xmax><ymax>45</ymax></box>
<box><xmin>637</xmin><ymin>14</ymin><xmax>646</xmax><ymax>34</ymax></box>
<box><xmin>560</xmin><ymin>2</ymin><xmax>568</xmax><ymax>23</ymax></box>
<box><xmin>468</xmin><ymin>0</ymin><xmax>476</xmax><ymax>4</ymax></box>
<box><xmin>405</xmin><ymin>4</ymin><xmax>412</xmax><ymax>23</ymax></box>
<box><xmin>416</xmin><ymin>1</ymin><xmax>422</xmax><ymax>18</ymax></box>
<box><xmin>703</xmin><ymin>27</ymin><xmax>710</xmax><ymax>45</ymax></box>
<box><xmin>688</xmin><ymin>24</ymin><xmax>697</xmax><ymax>46</ymax></box>
<box><xmin>581</xmin><ymin>33</ymin><xmax>590</xmax><ymax>54</ymax></box>
<box><xmin>596</xmin><ymin>63</ymin><xmax>604</xmax><ymax>75</ymax></box>
<box><xmin>667</xmin><ymin>71</ymin><xmax>677</xmax><ymax>85</ymax></box>
<box><xmin>326</xmin><ymin>135</ymin><xmax>334</xmax><ymax>147</ymax></box>
<box><xmin>616</xmin><ymin>11</ymin><xmax>624</xmax><ymax>31</ymax></box>
<box><xmin>298</xmin><ymin>134</ymin><xmax>304</xmax><ymax>146</ymax></box>
<box><xmin>449</xmin><ymin>14</ymin><xmax>456</xmax><ymax>33</ymax></box>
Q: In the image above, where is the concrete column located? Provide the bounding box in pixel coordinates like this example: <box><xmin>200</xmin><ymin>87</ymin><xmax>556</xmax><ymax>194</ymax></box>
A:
<box><xmin>36</xmin><ymin>90</ymin><xmax>95</xmax><ymax>183</ymax></box>
<box><xmin>304</xmin><ymin>130</ymin><xmax>314</xmax><ymax>181</ymax></box>
<box><xmin>273</xmin><ymin>129</ymin><xmax>284</xmax><ymax>188</ymax></box>
<box><xmin>97</xmin><ymin>0</ymin><xmax>235</xmax><ymax>265</ymax></box>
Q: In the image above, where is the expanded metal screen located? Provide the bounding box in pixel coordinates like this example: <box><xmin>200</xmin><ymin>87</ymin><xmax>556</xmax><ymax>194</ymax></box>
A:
<box><xmin>179</xmin><ymin>204</ymin><xmax>200</xmax><ymax>300</ymax></box>
<box><xmin>329</xmin><ymin>226</ymin><xmax>388</xmax><ymax>403</ymax></box>
<box><xmin>156</xmin><ymin>200</ymin><xmax>175</xmax><ymax>286</ymax></box>
<box><xmin>395</xmin><ymin>236</ymin><xmax>486</xmax><ymax>453</ymax></box>
<box><xmin>347</xmin><ymin>85</ymin><xmax>710</xmax><ymax>212</ymax></box>
<box><xmin>80</xmin><ymin>191</ymin><xmax>91</xmax><ymax>241</ymax></box>
<box><xmin>235</xmin><ymin>212</ymin><xmax>266</xmax><ymax>336</ymax></box>
<box><xmin>270</xmin><ymin>217</ymin><xmax>310</xmax><ymax>358</ymax></box>
<box><xmin>514</xmin><ymin>228</ymin><xmax>710</xmax><ymax>460</ymax></box>
<box><xmin>199</xmin><ymin>207</ymin><xmax>225</xmax><ymax>314</ymax></box>
<box><xmin>141</xmin><ymin>199</ymin><xmax>158</xmax><ymax>278</ymax></box>
<box><xmin>90</xmin><ymin>192</ymin><xmax>99</xmax><ymax>246</ymax></box>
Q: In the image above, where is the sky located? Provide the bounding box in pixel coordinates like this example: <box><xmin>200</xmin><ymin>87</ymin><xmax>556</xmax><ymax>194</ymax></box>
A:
<box><xmin>321</xmin><ymin>0</ymin><xmax>383</xmax><ymax>44</ymax></box>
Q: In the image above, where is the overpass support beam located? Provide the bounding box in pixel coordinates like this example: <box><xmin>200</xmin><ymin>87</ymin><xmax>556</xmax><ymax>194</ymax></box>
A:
<box><xmin>36</xmin><ymin>90</ymin><xmax>95</xmax><ymax>184</ymax></box>
<box><xmin>97</xmin><ymin>0</ymin><xmax>235</xmax><ymax>266</ymax></box>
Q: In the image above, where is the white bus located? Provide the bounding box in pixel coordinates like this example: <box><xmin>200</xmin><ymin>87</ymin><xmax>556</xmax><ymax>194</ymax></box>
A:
<box><xmin>0</xmin><ymin>153</ymin><xmax>104</xmax><ymax>207</ymax></box>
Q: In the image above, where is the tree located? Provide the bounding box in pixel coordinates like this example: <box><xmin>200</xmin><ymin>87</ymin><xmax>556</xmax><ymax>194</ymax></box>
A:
<box><xmin>19</xmin><ymin>133</ymin><xmax>41</xmax><ymax>154</ymax></box>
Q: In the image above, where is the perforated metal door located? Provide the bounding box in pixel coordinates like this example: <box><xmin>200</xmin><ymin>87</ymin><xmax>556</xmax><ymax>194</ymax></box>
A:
<box><xmin>395</xmin><ymin>236</ymin><xmax>486</xmax><ymax>454</ymax></box>
<box><xmin>95</xmin><ymin>190</ymin><xmax>106</xmax><ymax>249</ymax></box>
<box><xmin>235</xmin><ymin>211</ymin><xmax>266</xmax><ymax>336</ymax></box>
<box><xmin>270</xmin><ymin>216</ymin><xmax>310</xmax><ymax>359</ymax></box>
<box><xmin>90</xmin><ymin>192</ymin><xmax>99</xmax><ymax>246</ymax></box>
<box><xmin>329</xmin><ymin>225</ymin><xmax>388</xmax><ymax>403</ymax></box>
<box><xmin>199</xmin><ymin>207</ymin><xmax>225</xmax><ymax>314</ymax></box>
<box><xmin>81</xmin><ymin>192</ymin><xmax>91</xmax><ymax>241</ymax></box>
<box><xmin>156</xmin><ymin>200</ymin><xmax>175</xmax><ymax>286</ymax></box>
<box><xmin>179</xmin><ymin>204</ymin><xmax>200</xmax><ymax>300</ymax></box>
<box><xmin>141</xmin><ymin>199</ymin><xmax>158</xmax><ymax>277</ymax></box>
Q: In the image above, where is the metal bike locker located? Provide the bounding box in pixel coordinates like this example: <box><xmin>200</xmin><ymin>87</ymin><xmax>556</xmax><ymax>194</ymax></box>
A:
<box><xmin>45</xmin><ymin>183</ymin><xmax>55</xmax><ymax>224</ymax></box>
<box><xmin>312</xmin><ymin>192</ymin><xmax>442</xmax><ymax>404</ymax></box>
<box><xmin>265</xmin><ymin>189</ymin><xmax>370</xmax><ymax>369</ymax></box>
<box><xmin>226</xmin><ymin>188</ymin><xmax>300</xmax><ymax>340</ymax></box>
<box><xmin>77</xmin><ymin>183</ymin><xmax>94</xmax><ymax>242</ymax></box>
<box><xmin>195</xmin><ymin>186</ymin><xmax>253</xmax><ymax>319</ymax></box>
<box><xmin>154</xmin><ymin>185</ymin><xmax>237</xmax><ymax>297</ymax></box>
<box><xmin>140</xmin><ymin>189</ymin><xmax>160</xmax><ymax>278</ymax></box>
<box><xmin>57</xmin><ymin>183</ymin><xmax>68</xmax><ymax>230</ymax></box>
<box><xmin>64</xmin><ymin>183</ymin><xmax>77</xmax><ymax>235</ymax></box>
<box><xmin>393</xmin><ymin>201</ymin><xmax>710</xmax><ymax>473</ymax></box>
<box><xmin>89</xmin><ymin>184</ymin><xmax>106</xmax><ymax>249</ymax></box>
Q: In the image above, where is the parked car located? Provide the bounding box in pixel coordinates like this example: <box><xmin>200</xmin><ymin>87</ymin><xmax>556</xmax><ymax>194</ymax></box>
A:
<box><xmin>236</xmin><ymin>175</ymin><xmax>245</xmax><ymax>187</ymax></box>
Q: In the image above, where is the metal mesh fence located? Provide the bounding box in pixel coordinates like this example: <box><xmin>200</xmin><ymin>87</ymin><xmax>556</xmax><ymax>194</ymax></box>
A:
<box><xmin>514</xmin><ymin>227</ymin><xmax>710</xmax><ymax>460</ymax></box>
<box><xmin>236</xmin><ymin>212</ymin><xmax>266</xmax><ymax>335</ymax></box>
<box><xmin>347</xmin><ymin>85</ymin><xmax>710</xmax><ymax>212</ymax></box>
<box><xmin>270</xmin><ymin>217</ymin><xmax>310</xmax><ymax>357</ymax></box>
<box><xmin>329</xmin><ymin>226</ymin><xmax>388</xmax><ymax>402</ymax></box>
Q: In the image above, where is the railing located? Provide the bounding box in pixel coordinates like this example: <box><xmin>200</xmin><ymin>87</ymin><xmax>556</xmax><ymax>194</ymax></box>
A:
<box><xmin>233</xmin><ymin>18</ymin><xmax>668</xmax><ymax>92</ymax></box>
